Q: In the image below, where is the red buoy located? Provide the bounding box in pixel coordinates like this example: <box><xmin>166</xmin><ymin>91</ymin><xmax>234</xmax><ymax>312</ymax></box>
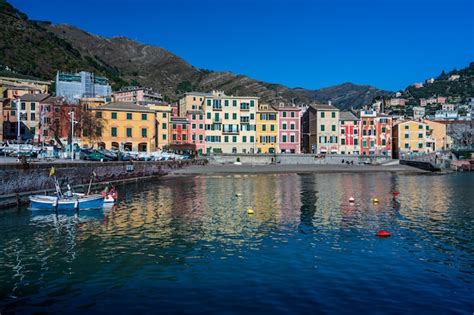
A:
<box><xmin>376</xmin><ymin>230</ymin><xmax>391</xmax><ymax>237</ymax></box>
<box><xmin>392</xmin><ymin>191</ymin><xmax>399</xmax><ymax>197</ymax></box>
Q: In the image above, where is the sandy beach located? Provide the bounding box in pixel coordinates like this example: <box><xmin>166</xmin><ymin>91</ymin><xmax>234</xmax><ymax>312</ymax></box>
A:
<box><xmin>171</xmin><ymin>163</ymin><xmax>429</xmax><ymax>176</ymax></box>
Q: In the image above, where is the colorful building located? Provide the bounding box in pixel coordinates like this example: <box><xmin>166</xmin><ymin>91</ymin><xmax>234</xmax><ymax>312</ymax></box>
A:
<box><xmin>276</xmin><ymin>104</ymin><xmax>301</xmax><ymax>153</ymax></box>
<box><xmin>187</xmin><ymin>110</ymin><xmax>206</xmax><ymax>154</ymax></box>
<box><xmin>169</xmin><ymin>117</ymin><xmax>190</xmax><ymax>148</ymax></box>
<box><xmin>301</xmin><ymin>103</ymin><xmax>340</xmax><ymax>154</ymax></box>
<box><xmin>359</xmin><ymin>110</ymin><xmax>377</xmax><ymax>155</ymax></box>
<box><xmin>178</xmin><ymin>92</ymin><xmax>208</xmax><ymax>116</ymax></box>
<box><xmin>375</xmin><ymin>114</ymin><xmax>393</xmax><ymax>156</ymax></box>
<box><xmin>425</xmin><ymin>120</ymin><xmax>451</xmax><ymax>151</ymax></box>
<box><xmin>112</xmin><ymin>86</ymin><xmax>162</xmax><ymax>104</ymax></box>
<box><xmin>89</xmin><ymin>102</ymin><xmax>156</xmax><ymax>152</ymax></box>
<box><xmin>256</xmin><ymin>104</ymin><xmax>278</xmax><ymax>154</ymax></box>
<box><xmin>338</xmin><ymin>111</ymin><xmax>359</xmax><ymax>155</ymax></box>
<box><xmin>148</xmin><ymin>103</ymin><xmax>172</xmax><ymax>150</ymax></box>
<box><xmin>392</xmin><ymin>120</ymin><xmax>429</xmax><ymax>158</ymax></box>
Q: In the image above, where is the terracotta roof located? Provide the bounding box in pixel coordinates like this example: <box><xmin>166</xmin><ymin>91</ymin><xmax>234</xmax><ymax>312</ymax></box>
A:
<box><xmin>339</xmin><ymin>111</ymin><xmax>359</xmax><ymax>121</ymax></box>
<box><xmin>98</xmin><ymin>102</ymin><xmax>155</xmax><ymax>113</ymax></box>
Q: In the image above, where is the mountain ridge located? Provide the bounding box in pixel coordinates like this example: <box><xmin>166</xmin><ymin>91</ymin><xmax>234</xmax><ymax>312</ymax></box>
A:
<box><xmin>0</xmin><ymin>0</ymin><xmax>390</xmax><ymax>109</ymax></box>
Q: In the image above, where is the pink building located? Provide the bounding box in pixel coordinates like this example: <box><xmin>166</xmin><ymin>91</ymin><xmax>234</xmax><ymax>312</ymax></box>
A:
<box><xmin>388</xmin><ymin>98</ymin><xmax>406</xmax><ymax>107</ymax></box>
<box><xmin>275</xmin><ymin>105</ymin><xmax>301</xmax><ymax>153</ymax></box>
<box><xmin>375</xmin><ymin>114</ymin><xmax>392</xmax><ymax>156</ymax></box>
<box><xmin>186</xmin><ymin>110</ymin><xmax>206</xmax><ymax>155</ymax></box>
<box><xmin>339</xmin><ymin>111</ymin><xmax>360</xmax><ymax>155</ymax></box>
<box><xmin>420</xmin><ymin>96</ymin><xmax>447</xmax><ymax>106</ymax></box>
<box><xmin>112</xmin><ymin>87</ymin><xmax>162</xmax><ymax>104</ymax></box>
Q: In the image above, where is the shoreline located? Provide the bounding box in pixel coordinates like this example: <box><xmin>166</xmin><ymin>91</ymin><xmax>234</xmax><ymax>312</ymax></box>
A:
<box><xmin>170</xmin><ymin>163</ymin><xmax>433</xmax><ymax>176</ymax></box>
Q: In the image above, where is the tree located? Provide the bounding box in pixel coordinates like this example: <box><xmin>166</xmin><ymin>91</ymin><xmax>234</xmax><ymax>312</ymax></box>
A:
<box><xmin>79</xmin><ymin>109</ymin><xmax>104</xmax><ymax>148</ymax></box>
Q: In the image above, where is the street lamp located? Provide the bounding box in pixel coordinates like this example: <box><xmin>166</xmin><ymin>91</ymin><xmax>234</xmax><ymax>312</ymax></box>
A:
<box><xmin>68</xmin><ymin>110</ymin><xmax>78</xmax><ymax>161</ymax></box>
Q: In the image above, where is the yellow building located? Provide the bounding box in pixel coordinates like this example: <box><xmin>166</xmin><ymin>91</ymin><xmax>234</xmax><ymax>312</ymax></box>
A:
<box><xmin>425</xmin><ymin>120</ymin><xmax>451</xmax><ymax>151</ymax></box>
<box><xmin>79</xmin><ymin>97</ymin><xmax>111</xmax><ymax>110</ymax></box>
<box><xmin>147</xmin><ymin>103</ymin><xmax>172</xmax><ymax>149</ymax></box>
<box><xmin>256</xmin><ymin>104</ymin><xmax>278</xmax><ymax>153</ymax></box>
<box><xmin>87</xmin><ymin>102</ymin><xmax>156</xmax><ymax>152</ymax></box>
<box><xmin>393</xmin><ymin>120</ymin><xmax>429</xmax><ymax>158</ymax></box>
<box><xmin>178</xmin><ymin>92</ymin><xmax>207</xmax><ymax>116</ymax></box>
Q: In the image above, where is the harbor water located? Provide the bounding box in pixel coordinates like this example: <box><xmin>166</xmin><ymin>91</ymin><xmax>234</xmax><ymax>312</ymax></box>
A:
<box><xmin>0</xmin><ymin>173</ymin><xmax>473</xmax><ymax>314</ymax></box>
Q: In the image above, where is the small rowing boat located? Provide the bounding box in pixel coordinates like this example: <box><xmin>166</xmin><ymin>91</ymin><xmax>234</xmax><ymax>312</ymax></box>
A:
<box><xmin>29</xmin><ymin>194</ymin><xmax>104</xmax><ymax>210</ymax></box>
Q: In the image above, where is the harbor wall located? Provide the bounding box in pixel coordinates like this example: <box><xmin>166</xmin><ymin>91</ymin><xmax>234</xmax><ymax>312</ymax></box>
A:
<box><xmin>0</xmin><ymin>159</ymin><xmax>207</xmax><ymax>198</ymax></box>
<box><xmin>210</xmin><ymin>154</ymin><xmax>392</xmax><ymax>165</ymax></box>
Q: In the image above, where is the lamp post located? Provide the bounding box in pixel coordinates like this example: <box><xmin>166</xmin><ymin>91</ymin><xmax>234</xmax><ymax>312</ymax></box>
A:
<box><xmin>15</xmin><ymin>97</ymin><xmax>21</xmax><ymax>142</ymax></box>
<box><xmin>68</xmin><ymin>110</ymin><xmax>78</xmax><ymax>161</ymax></box>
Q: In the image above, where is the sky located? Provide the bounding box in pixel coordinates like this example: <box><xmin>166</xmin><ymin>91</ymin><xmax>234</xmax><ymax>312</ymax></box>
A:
<box><xmin>9</xmin><ymin>0</ymin><xmax>474</xmax><ymax>91</ymax></box>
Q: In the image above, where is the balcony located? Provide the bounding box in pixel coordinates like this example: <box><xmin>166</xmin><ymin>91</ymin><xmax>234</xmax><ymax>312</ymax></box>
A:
<box><xmin>212</xmin><ymin>106</ymin><xmax>222</xmax><ymax>111</ymax></box>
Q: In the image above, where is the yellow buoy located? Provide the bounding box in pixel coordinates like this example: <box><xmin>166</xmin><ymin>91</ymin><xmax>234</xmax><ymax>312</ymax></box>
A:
<box><xmin>372</xmin><ymin>198</ymin><xmax>379</xmax><ymax>203</ymax></box>
<box><xmin>247</xmin><ymin>208</ymin><xmax>255</xmax><ymax>215</ymax></box>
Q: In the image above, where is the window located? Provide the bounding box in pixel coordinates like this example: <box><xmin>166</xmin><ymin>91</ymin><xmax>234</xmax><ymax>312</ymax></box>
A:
<box><xmin>225</xmin><ymin>113</ymin><xmax>229</xmax><ymax>119</ymax></box>
<box><xmin>250</xmin><ymin>113</ymin><xmax>254</xmax><ymax>120</ymax></box>
<box><xmin>341</xmin><ymin>138</ymin><xmax>346</xmax><ymax>145</ymax></box>
<box><xmin>142</xmin><ymin>128</ymin><xmax>147</xmax><ymax>137</ymax></box>
<box><xmin>418</xmin><ymin>133</ymin><xmax>423</xmax><ymax>138</ymax></box>
<box><xmin>111</xmin><ymin>127</ymin><xmax>117</xmax><ymax>137</ymax></box>
<box><xmin>362</xmin><ymin>140</ymin><xmax>367</xmax><ymax>147</ymax></box>
<box><xmin>31</xmin><ymin>103</ymin><xmax>36</xmax><ymax>111</ymax></box>
<box><xmin>291</xmin><ymin>112</ymin><xmax>295</xmax><ymax>118</ymax></box>
<box><xmin>199</xmin><ymin>115</ymin><xmax>203</xmax><ymax>120</ymax></box>
<box><xmin>141</xmin><ymin>113</ymin><xmax>147</xmax><ymax>120</ymax></box>
<box><xmin>363</xmin><ymin>120</ymin><xmax>367</xmax><ymax>125</ymax></box>
<box><xmin>283</xmin><ymin>111</ymin><xmax>287</xmax><ymax>117</ymax></box>
<box><xmin>224</xmin><ymin>136</ymin><xmax>229</xmax><ymax>143</ymax></box>
<box><xmin>405</xmin><ymin>125</ymin><xmax>409</xmax><ymax>130</ymax></box>
<box><xmin>96</xmin><ymin>111</ymin><xmax>102</xmax><ymax>118</ymax></box>
<box><xmin>182</xmin><ymin>124</ymin><xmax>187</xmax><ymax>129</ymax></box>
<box><xmin>207</xmin><ymin>112</ymin><xmax>211</xmax><ymax>119</ymax></box>
<box><xmin>354</xmin><ymin>139</ymin><xmax>358</xmax><ymax>145</ymax></box>
<box><xmin>321</xmin><ymin>112</ymin><xmax>325</xmax><ymax>118</ymax></box>
<box><xmin>250</xmin><ymin>100</ymin><xmax>255</xmax><ymax>107</ymax></box>
<box><xmin>232</xmin><ymin>113</ymin><xmax>237</xmax><ymax>120</ymax></box>
<box><xmin>370</xmin><ymin>120</ymin><xmax>374</xmax><ymax>125</ymax></box>
<box><xmin>262</xmin><ymin>125</ymin><xmax>266</xmax><ymax>131</ymax></box>
<box><xmin>173</xmin><ymin>134</ymin><xmax>177</xmax><ymax>140</ymax></box>
<box><xmin>233</xmin><ymin>100</ymin><xmax>237</xmax><ymax>107</ymax></box>
<box><xmin>225</xmin><ymin>100</ymin><xmax>229</xmax><ymax>106</ymax></box>
<box><xmin>405</xmin><ymin>133</ymin><xmax>410</xmax><ymax>139</ymax></box>
<box><xmin>270</xmin><ymin>125</ymin><xmax>275</xmax><ymax>131</ymax></box>
<box><xmin>112</xmin><ymin>112</ymin><xmax>117</xmax><ymax>119</ymax></box>
<box><xmin>162</xmin><ymin>134</ymin><xmax>167</xmax><ymax>140</ymax></box>
<box><xmin>192</xmin><ymin>124</ymin><xmax>196</xmax><ymax>129</ymax></box>
<box><xmin>11</xmin><ymin>110</ymin><xmax>16</xmax><ymax>116</ymax></box>
<box><xmin>341</xmin><ymin>129</ymin><xmax>345</xmax><ymax>134</ymax></box>
<box><xmin>163</xmin><ymin>113</ymin><xmax>167</xmax><ymax>118</ymax></box>
<box><xmin>182</xmin><ymin>134</ymin><xmax>186</xmax><ymax>141</ymax></box>
<box><xmin>126</xmin><ymin>113</ymin><xmax>132</xmax><ymax>120</ymax></box>
<box><xmin>96</xmin><ymin>127</ymin><xmax>102</xmax><ymax>136</ymax></box>
<box><xmin>290</xmin><ymin>135</ymin><xmax>295</xmax><ymax>142</ymax></box>
<box><xmin>331</xmin><ymin>112</ymin><xmax>335</xmax><ymax>118</ymax></box>
<box><xmin>418</xmin><ymin>125</ymin><xmax>423</xmax><ymax>129</ymax></box>
<box><xmin>243</xmin><ymin>136</ymin><xmax>247</xmax><ymax>143</ymax></box>
<box><xmin>126</xmin><ymin>128</ymin><xmax>132</xmax><ymax>137</ymax></box>
<box><xmin>283</xmin><ymin>123</ymin><xmax>287</xmax><ymax>130</ymax></box>
<box><xmin>250</xmin><ymin>136</ymin><xmax>254</xmax><ymax>142</ymax></box>
<box><xmin>199</xmin><ymin>135</ymin><xmax>203</xmax><ymax>141</ymax></box>
<box><xmin>405</xmin><ymin>143</ymin><xmax>409</xmax><ymax>149</ymax></box>
<box><xmin>232</xmin><ymin>136</ymin><xmax>237</xmax><ymax>143</ymax></box>
<box><xmin>290</xmin><ymin>124</ymin><xmax>295</xmax><ymax>130</ymax></box>
<box><xmin>162</xmin><ymin>123</ymin><xmax>167</xmax><ymax>129</ymax></box>
<box><xmin>331</xmin><ymin>125</ymin><xmax>336</xmax><ymax>132</ymax></box>
<box><xmin>382</xmin><ymin>139</ymin><xmax>386</xmax><ymax>145</ymax></box>
<box><xmin>207</xmin><ymin>100</ymin><xmax>211</xmax><ymax>106</ymax></box>
<box><xmin>21</xmin><ymin>102</ymin><xmax>25</xmax><ymax>110</ymax></box>
<box><xmin>363</xmin><ymin>130</ymin><xmax>367</xmax><ymax>136</ymax></box>
<box><xmin>282</xmin><ymin>135</ymin><xmax>287</xmax><ymax>142</ymax></box>
<box><xmin>30</xmin><ymin>113</ymin><xmax>35</xmax><ymax>120</ymax></box>
<box><xmin>199</xmin><ymin>124</ymin><xmax>203</xmax><ymax>129</ymax></box>
<box><xmin>382</xmin><ymin>127</ymin><xmax>386</xmax><ymax>133</ymax></box>
<box><xmin>321</xmin><ymin>125</ymin><xmax>325</xmax><ymax>131</ymax></box>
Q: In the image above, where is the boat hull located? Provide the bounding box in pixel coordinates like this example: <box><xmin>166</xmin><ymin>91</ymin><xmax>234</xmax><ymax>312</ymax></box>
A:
<box><xmin>29</xmin><ymin>194</ymin><xmax>104</xmax><ymax>210</ymax></box>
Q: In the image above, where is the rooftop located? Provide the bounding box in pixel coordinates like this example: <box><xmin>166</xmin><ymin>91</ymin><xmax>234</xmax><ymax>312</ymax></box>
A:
<box><xmin>339</xmin><ymin>111</ymin><xmax>359</xmax><ymax>121</ymax></box>
<box><xmin>19</xmin><ymin>93</ymin><xmax>50</xmax><ymax>102</ymax></box>
<box><xmin>309</xmin><ymin>103</ymin><xmax>338</xmax><ymax>111</ymax></box>
<box><xmin>98</xmin><ymin>102</ymin><xmax>155</xmax><ymax>113</ymax></box>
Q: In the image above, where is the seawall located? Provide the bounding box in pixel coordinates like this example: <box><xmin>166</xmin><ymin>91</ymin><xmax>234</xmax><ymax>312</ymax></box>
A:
<box><xmin>0</xmin><ymin>159</ymin><xmax>207</xmax><ymax>208</ymax></box>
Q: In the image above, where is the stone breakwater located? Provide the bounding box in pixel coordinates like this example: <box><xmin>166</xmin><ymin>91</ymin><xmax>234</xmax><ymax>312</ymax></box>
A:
<box><xmin>0</xmin><ymin>159</ymin><xmax>208</xmax><ymax>197</ymax></box>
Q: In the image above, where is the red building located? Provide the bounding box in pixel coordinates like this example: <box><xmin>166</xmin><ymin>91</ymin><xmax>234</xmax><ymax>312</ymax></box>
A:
<box><xmin>186</xmin><ymin>110</ymin><xmax>206</xmax><ymax>155</ymax></box>
<box><xmin>339</xmin><ymin>111</ymin><xmax>360</xmax><ymax>155</ymax></box>
<box><xmin>375</xmin><ymin>114</ymin><xmax>392</xmax><ymax>156</ymax></box>
<box><xmin>359</xmin><ymin>110</ymin><xmax>377</xmax><ymax>155</ymax></box>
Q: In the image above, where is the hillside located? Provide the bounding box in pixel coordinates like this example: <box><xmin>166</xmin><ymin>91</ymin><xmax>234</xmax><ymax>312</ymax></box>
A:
<box><xmin>0</xmin><ymin>0</ymin><xmax>389</xmax><ymax>108</ymax></box>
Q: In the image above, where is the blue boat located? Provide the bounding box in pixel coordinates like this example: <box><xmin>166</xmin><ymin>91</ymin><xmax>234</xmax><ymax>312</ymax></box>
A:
<box><xmin>29</xmin><ymin>194</ymin><xmax>104</xmax><ymax>210</ymax></box>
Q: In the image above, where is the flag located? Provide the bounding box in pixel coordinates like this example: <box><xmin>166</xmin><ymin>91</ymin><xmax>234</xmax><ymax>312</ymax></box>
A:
<box><xmin>49</xmin><ymin>166</ymin><xmax>55</xmax><ymax>177</ymax></box>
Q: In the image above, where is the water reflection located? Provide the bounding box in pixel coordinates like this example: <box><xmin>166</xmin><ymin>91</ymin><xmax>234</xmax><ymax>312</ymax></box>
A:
<box><xmin>0</xmin><ymin>173</ymin><xmax>472</xmax><ymax>313</ymax></box>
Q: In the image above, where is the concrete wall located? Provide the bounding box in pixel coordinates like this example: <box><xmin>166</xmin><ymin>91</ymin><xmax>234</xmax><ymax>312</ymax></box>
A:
<box><xmin>0</xmin><ymin>159</ymin><xmax>207</xmax><ymax>196</ymax></box>
<box><xmin>210</xmin><ymin>154</ymin><xmax>392</xmax><ymax>165</ymax></box>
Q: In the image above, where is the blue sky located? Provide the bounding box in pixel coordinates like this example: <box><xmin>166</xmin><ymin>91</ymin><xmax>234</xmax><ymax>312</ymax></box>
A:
<box><xmin>10</xmin><ymin>0</ymin><xmax>474</xmax><ymax>91</ymax></box>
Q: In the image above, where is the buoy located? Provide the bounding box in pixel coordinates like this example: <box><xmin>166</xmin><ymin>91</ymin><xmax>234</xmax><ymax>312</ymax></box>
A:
<box><xmin>372</xmin><ymin>198</ymin><xmax>379</xmax><ymax>203</ymax></box>
<box><xmin>349</xmin><ymin>197</ymin><xmax>355</xmax><ymax>203</ymax></box>
<box><xmin>376</xmin><ymin>230</ymin><xmax>391</xmax><ymax>237</ymax></box>
<box><xmin>236</xmin><ymin>193</ymin><xmax>242</xmax><ymax>197</ymax></box>
<box><xmin>247</xmin><ymin>208</ymin><xmax>255</xmax><ymax>215</ymax></box>
<box><xmin>392</xmin><ymin>191</ymin><xmax>399</xmax><ymax>197</ymax></box>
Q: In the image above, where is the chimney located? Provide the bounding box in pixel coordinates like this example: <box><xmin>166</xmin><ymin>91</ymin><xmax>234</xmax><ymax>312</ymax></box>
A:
<box><xmin>328</xmin><ymin>101</ymin><xmax>332</xmax><ymax>106</ymax></box>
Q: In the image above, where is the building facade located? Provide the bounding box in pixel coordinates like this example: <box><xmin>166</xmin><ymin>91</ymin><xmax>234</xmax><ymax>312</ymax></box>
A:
<box><xmin>339</xmin><ymin>111</ymin><xmax>359</xmax><ymax>155</ymax></box>
<box><xmin>56</xmin><ymin>71</ymin><xmax>112</xmax><ymax>103</ymax></box>
<box><xmin>359</xmin><ymin>110</ymin><xmax>377</xmax><ymax>155</ymax></box>
<box><xmin>375</xmin><ymin>114</ymin><xmax>393</xmax><ymax>156</ymax></box>
<box><xmin>256</xmin><ymin>104</ymin><xmax>278</xmax><ymax>154</ymax></box>
<box><xmin>187</xmin><ymin>110</ymin><xmax>206</xmax><ymax>154</ymax></box>
<box><xmin>112</xmin><ymin>87</ymin><xmax>163</xmax><ymax>104</ymax></box>
<box><xmin>148</xmin><ymin>104</ymin><xmax>172</xmax><ymax>150</ymax></box>
<box><xmin>276</xmin><ymin>104</ymin><xmax>301</xmax><ymax>153</ymax></box>
<box><xmin>392</xmin><ymin>120</ymin><xmax>429</xmax><ymax>158</ymax></box>
<box><xmin>301</xmin><ymin>103</ymin><xmax>340</xmax><ymax>154</ymax></box>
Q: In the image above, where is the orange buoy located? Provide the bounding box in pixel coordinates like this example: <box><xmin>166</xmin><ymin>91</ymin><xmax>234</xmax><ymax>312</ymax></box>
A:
<box><xmin>376</xmin><ymin>230</ymin><xmax>391</xmax><ymax>237</ymax></box>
